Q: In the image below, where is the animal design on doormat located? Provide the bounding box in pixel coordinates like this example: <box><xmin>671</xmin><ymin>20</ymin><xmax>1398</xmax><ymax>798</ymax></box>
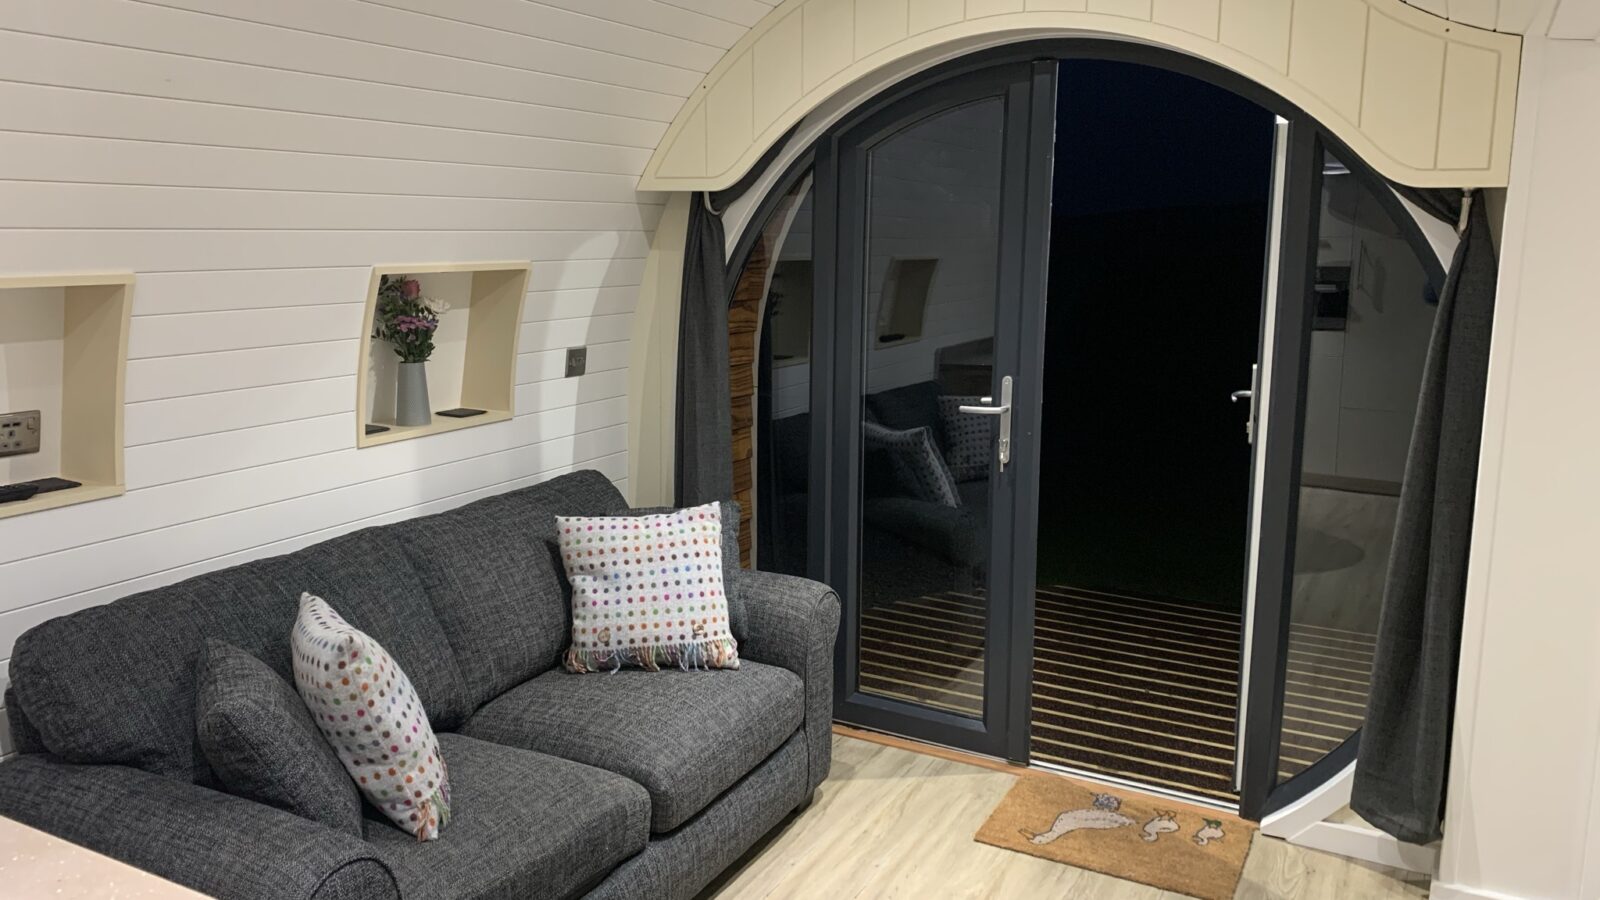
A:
<box><xmin>1192</xmin><ymin>819</ymin><xmax>1226</xmax><ymax>847</ymax></box>
<box><xmin>1140</xmin><ymin>810</ymin><xmax>1180</xmax><ymax>843</ymax></box>
<box><xmin>1022</xmin><ymin>793</ymin><xmax>1134</xmax><ymax>845</ymax></box>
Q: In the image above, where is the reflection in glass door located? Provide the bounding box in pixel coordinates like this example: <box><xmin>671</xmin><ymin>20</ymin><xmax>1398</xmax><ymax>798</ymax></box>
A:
<box><xmin>1272</xmin><ymin>148</ymin><xmax>1442</xmax><ymax>783</ymax></box>
<box><xmin>1237</xmin><ymin>132</ymin><xmax>1447</xmax><ymax>817</ymax></box>
<box><xmin>829</xmin><ymin>62</ymin><xmax>1055</xmax><ymax>758</ymax></box>
<box><xmin>853</xmin><ymin>98</ymin><xmax>1004</xmax><ymax>720</ymax></box>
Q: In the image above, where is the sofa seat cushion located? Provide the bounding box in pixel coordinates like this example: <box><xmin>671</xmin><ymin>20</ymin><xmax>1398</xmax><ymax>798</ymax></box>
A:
<box><xmin>460</xmin><ymin>662</ymin><xmax>804</xmax><ymax>833</ymax></box>
<box><xmin>367</xmin><ymin>733</ymin><xmax>649</xmax><ymax>900</ymax></box>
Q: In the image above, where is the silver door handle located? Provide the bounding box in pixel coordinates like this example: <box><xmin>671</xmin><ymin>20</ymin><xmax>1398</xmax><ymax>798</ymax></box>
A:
<box><xmin>1233</xmin><ymin>364</ymin><xmax>1260</xmax><ymax>444</ymax></box>
<box><xmin>955</xmin><ymin>375</ymin><xmax>1013</xmax><ymax>471</ymax></box>
<box><xmin>957</xmin><ymin>403</ymin><xmax>1009</xmax><ymax>415</ymax></box>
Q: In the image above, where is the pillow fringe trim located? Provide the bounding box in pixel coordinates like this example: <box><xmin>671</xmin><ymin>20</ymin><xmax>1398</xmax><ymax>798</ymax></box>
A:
<box><xmin>564</xmin><ymin>637</ymin><xmax>740</xmax><ymax>674</ymax></box>
<box><xmin>414</xmin><ymin>783</ymin><xmax>451</xmax><ymax>842</ymax></box>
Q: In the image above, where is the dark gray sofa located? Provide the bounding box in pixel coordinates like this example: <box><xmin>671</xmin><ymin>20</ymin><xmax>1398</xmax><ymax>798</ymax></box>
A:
<box><xmin>0</xmin><ymin>469</ymin><xmax>840</xmax><ymax>900</ymax></box>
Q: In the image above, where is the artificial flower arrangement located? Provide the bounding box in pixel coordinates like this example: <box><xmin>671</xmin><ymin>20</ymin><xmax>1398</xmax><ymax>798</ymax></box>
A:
<box><xmin>373</xmin><ymin>275</ymin><xmax>444</xmax><ymax>363</ymax></box>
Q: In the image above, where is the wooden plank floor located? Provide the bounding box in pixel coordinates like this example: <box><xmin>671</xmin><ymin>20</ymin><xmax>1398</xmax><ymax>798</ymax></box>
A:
<box><xmin>703</xmin><ymin>734</ymin><xmax>1428</xmax><ymax>899</ymax></box>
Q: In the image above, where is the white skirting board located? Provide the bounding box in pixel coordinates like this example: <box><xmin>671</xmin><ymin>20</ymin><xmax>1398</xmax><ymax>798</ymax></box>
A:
<box><xmin>1260</xmin><ymin>760</ymin><xmax>1439</xmax><ymax>876</ymax></box>
<box><xmin>1428</xmin><ymin>885</ymin><xmax>1530</xmax><ymax>900</ymax></box>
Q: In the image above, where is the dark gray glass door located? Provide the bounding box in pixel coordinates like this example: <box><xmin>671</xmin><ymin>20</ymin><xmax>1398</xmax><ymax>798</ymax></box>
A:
<box><xmin>1236</xmin><ymin>128</ymin><xmax>1448</xmax><ymax>819</ymax></box>
<box><xmin>826</xmin><ymin>62</ymin><xmax>1055</xmax><ymax>759</ymax></box>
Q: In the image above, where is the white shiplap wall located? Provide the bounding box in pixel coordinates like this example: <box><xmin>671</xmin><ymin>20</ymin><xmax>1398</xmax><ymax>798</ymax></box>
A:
<box><xmin>0</xmin><ymin>0</ymin><xmax>780</xmax><ymax>752</ymax></box>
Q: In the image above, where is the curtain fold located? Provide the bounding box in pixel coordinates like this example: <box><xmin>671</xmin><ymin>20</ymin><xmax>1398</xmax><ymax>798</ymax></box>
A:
<box><xmin>1351</xmin><ymin>191</ymin><xmax>1498</xmax><ymax>844</ymax></box>
<box><xmin>674</xmin><ymin>193</ymin><xmax>735</xmax><ymax>507</ymax></box>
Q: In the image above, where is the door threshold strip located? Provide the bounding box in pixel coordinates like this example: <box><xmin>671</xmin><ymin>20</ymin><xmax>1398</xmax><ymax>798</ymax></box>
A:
<box><xmin>1028</xmin><ymin>756</ymin><xmax>1240</xmax><ymax>813</ymax></box>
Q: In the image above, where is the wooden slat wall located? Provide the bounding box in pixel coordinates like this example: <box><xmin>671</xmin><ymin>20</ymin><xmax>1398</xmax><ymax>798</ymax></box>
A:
<box><xmin>727</xmin><ymin>232</ymin><xmax>772</xmax><ymax>566</ymax></box>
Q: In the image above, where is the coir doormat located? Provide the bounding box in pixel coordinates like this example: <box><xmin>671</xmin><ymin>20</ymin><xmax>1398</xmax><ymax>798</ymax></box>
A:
<box><xmin>975</xmin><ymin>775</ymin><xmax>1256</xmax><ymax>900</ymax></box>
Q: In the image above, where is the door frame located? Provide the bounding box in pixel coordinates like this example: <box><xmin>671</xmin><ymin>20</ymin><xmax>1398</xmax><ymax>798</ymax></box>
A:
<box><xmin>726</xmin><ymin>38</ymin><xmax>1445</xmax><ymax>819</ymax></box>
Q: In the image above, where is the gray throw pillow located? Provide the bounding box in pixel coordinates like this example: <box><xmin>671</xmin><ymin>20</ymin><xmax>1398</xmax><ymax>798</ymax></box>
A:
<box><xmin>195</xmin><ymin>639</ymin><xmax>363</xmax><ymax>837</ymax></box>
<box><xmin>863</xmin><ymin>421</ymin><xmax>963</xmax><ymax>508</ymax></box>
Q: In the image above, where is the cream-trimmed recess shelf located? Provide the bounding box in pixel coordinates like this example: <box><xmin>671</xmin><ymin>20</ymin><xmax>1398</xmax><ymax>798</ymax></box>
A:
<box><xmin>0</xmin><ymin>273</ymin><xmax>133</xmax><ymax>519</ymax></box>
<box><xmin>355</xmin><ymin>261</ymin><xmax>530</xmax><ymax>449</ymax></box>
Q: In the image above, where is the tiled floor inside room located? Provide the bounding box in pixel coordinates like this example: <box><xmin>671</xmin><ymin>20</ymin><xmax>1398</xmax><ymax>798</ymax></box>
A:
<box><xmin>705</xmin><ymin>733</ymin><xmax>1428</xmax><ymax>899</ymax></box>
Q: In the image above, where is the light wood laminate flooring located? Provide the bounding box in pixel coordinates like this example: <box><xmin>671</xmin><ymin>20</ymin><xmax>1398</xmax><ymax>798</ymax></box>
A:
<box><xmin>705</xmin><ymin>734</ymin><xmax>1428</xmax><ymax>899</ymax></box>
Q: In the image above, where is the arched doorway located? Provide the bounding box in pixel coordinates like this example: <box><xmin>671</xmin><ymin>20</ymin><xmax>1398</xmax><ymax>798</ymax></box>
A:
<box><xmin>728</xmin><ymin>43</ymin><xmax>1446</xmax><ymax>821</ymax></box>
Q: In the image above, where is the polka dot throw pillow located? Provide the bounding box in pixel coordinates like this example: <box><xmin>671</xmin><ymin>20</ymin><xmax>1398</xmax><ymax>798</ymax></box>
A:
<box><xmin>938</xmin><ymin>395</ymin><xmax>996</xmax><ymax>483</ymax></box>
<box><xmin>863</xmin><ymin>420</ymin><xmax>963</xmax><ymax>508</ymax></box>
<box><xmin>558</xmin><ymin>502</ymin><xmax>740</xmax><ymax>673</ymax></box>
<box><xmin>290</xmin><ymin>592</ymin><xmax>451</xmax><ymax>840</ymax></box>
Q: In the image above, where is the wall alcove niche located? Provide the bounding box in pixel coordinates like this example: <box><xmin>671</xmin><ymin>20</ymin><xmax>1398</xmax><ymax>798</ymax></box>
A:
<box><xmin>0</xmin><ymin>273</ymin><xmax>133</xmax><ymax>519</ymax></box>
<box><xmin>355</xmin><ymin>262</ymin><xmax>530</xmax><ymax>449</ymax></box>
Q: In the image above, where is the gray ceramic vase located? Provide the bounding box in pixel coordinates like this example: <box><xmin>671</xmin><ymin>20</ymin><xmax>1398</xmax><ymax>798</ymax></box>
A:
<box><xmin>396</xmin><ymin>362</ymin><xmax>431</xmax><ymax>427</ymax></box>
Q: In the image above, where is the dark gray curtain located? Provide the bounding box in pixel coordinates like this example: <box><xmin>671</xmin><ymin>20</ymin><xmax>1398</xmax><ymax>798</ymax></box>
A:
<box><xmin>674</xmin><ymin>193</ymin><xmax>734</xmax><ymax>506</ymax></box>
<box><xmin>1351</xmin><ymin>190</ymin><xmax>1497</xmax><ymax>844</ymax></box>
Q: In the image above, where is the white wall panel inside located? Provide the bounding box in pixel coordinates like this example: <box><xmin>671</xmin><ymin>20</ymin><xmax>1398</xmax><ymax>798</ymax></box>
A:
<box><xmin>0</xmin><ymin>0</ymin><xmax>744</xmax><ymax>751</ymax></box>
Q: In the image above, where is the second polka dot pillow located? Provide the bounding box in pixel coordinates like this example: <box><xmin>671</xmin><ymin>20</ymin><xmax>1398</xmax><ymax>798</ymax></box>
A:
<box><xmin>557</xmin><ymin>502</ymin><xmax>739</xmax><ymax>673</ymax></box>
<box><xmin>290</xmin><ymin>592</ymin><xmax>452</xmax><ymax>840</ymax></box>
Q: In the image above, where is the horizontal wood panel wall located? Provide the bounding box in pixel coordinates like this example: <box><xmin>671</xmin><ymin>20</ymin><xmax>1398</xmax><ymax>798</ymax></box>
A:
<box><xmin>0</xmin><ymin>0</ymin><xmax>784</xmax><ymax>755</ymax></box>
<box><xmin>640</xmin><ymin>0</ymin><xmax>1522</xmax><ymax>191</ymax></box>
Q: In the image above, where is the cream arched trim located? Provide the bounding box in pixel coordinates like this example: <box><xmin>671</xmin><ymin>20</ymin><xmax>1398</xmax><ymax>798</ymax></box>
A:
<box><xmin>639</xmin><ymin>0</ymin><xmax>1521</xmax><ymax>191</ymax></box>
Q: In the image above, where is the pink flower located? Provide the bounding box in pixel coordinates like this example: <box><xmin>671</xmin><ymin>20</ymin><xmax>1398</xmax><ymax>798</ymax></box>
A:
<box><xmin>401</xmin><ymin>279</ymin><xmax>421</xmax><ymax>300</ymax></box>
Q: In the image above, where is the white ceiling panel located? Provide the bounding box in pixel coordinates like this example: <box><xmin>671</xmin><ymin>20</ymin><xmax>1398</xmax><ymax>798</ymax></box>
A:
<box><xmin>1548</xmin><ymin>0</ymin><xmax>1600</xmax><ymax>38</ymax></box>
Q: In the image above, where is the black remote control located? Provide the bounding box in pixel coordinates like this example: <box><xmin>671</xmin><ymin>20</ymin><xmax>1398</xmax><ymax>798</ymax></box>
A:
<box><xmin>0</xmin><ymin>483</ymin><xmax>42</xmax><ymax>504</ymax></box>
<box><xmin>20</xmin><ymin>477</ymin><xmax>80</xmax><ymax>494</ymax></box>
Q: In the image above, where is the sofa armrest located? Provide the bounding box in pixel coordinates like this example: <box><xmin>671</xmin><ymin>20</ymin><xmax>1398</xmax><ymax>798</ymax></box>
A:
<box><xmin>0</xmin><ymin>755</ymin><xmax>397</xmax><ymax>900</ymax></box>
<box><xmin>731</xmin><ymin>568</ymin><xmax>840</xmax><ymax>793</ymax></box>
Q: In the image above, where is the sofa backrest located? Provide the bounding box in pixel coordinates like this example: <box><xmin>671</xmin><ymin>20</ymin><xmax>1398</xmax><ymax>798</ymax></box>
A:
<box><xmin>865</xmin><ymin>380</ymin><xmax>948</xmax><ymax>451</ymax></box>
<box><xmin>392</xmin><ymin>468</ymin><xmax>629</xmax><ymax>711</ymax></box>
<box><xmin>8</xmin><ymin>527</ymin><xmax>470</xmax><ymax>784</ymax></box>
<box><xmin>6</xmin><ymin>469</ymin><xmax>627</xmax><ymax>784</ymax></box>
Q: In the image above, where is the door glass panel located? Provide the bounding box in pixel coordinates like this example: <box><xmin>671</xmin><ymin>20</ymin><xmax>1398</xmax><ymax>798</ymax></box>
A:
<box><xmin>855</xmin><ymin>98</ymin><xmax>1004</xmax><ymax>719</ymax></box>
<box><xmin>1274</xmin><ymin>150</ymin><xmax>1439</xmax><ymax>782</ymax></box>
<box><xmin>753</xmin><ymin>177</ymin><xmax>815</xmax><ymax>577</ymax></box>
